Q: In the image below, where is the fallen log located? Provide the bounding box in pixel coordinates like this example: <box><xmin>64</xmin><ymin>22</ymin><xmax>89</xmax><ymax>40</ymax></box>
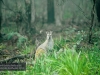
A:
<box><xmin>0</xmin><ymin>54</ymin><xmax>30</xmax><ymax>63</ymax></box>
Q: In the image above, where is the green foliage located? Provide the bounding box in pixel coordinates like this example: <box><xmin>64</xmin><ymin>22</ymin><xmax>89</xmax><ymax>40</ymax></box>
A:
<box><xmin>0</xmin><ymin>44</ymin><xmax>6</xmax><ymax>49</ymax></box>
<box><xmin>87</xmin><ymin>45</ymin><xmax>100</xmax><ymax>75</ymax></box>
<box><xmin>1</xmin><ymin>37</ymin><xmax>100</xmax><ymax>75</ymax></box>
<box><xmin>63</xmin><ymin>11</ymin><xmax>72</xmax><ymax>20</ymax></box>
<box><xmin>4</xmin><ymin>32</ymin><xmax>19</xmax><ymax>40</ymax></box>
<box><xmin>2</xmin><ymin>24</ymin><xmax>17</xmax><ymax>33</ymax></box>
<box><xmin>4</xmin><ymin>32</ymin><xmax>27</xmax><ymax>48</ymax></box>
<box><xmin>17</xmin><ymin>35</ymin><xmax>27</xmax><ymax>48</ymax></box>
<box><xmin>54</xmin><ymin>37</ymin><xmax>68</xmax><ymax>51</ymax></box>
<box><xmin>32</xmin><ymin>49</ymin><xmax>88</xmax><ymax>75</ymax></box>
<box><xmin>31</xmin><ymin>45</ymin><xmax>100</xmax><ymax>75</ymax></box>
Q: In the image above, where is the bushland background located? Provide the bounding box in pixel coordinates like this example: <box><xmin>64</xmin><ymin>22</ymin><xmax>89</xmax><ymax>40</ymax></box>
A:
<box><xmin>0</xmin><ymin>0</ymin><xmax>100</xmax><ymax>75</ymax></box>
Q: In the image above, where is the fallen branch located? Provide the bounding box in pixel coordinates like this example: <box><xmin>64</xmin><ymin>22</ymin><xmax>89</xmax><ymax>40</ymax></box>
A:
<box><xmin>0</xmin><ymin>54</ymin><xmax>30</xmax><ymax>63</ymax></box>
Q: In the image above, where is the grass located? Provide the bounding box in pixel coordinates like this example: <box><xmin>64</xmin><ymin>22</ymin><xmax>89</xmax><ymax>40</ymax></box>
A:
<box><xmin>0</xmin><ymin>45</ymin><xmax>100</xmax><ymax>75</ymax></box>
<box><xmin>32</xmin><ymin>45</ymin><xmax>100</xmax><ymax>75</ymax></box>
<box><xmin>0</xmin><ymin>34</ymin><xmax>100</xmax><ymax>75</ymax></box>
<box><xmin>32</xmin><ymin>49</ymin><xmax>88</xmax><ymax>75</ymax></box>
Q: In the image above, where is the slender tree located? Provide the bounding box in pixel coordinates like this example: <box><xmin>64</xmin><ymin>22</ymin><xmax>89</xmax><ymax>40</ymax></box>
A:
<box><xmin>25</xmin><ymin>0</ymin><xmax>36</xmax><ymax>39</ymax></box>
<box><xmin>31</xmin><ymin>0</ymin><xmax>35</xmax><ymax>25</ymax></box>
<box><xmin>0</xmin><ymin>0</ymin><xmax>2</xmax><ymax>37</ymax></box>
<box><xmin>47</xmin><ymin>0</ymin><xmax>55</xmax><ymax>23</ymax></box>
<box><xmin>30</xmin><ymin>0</ymin><xmax>36</xmax><ymax>36</ymax></box>
<box><xmin>54</xmin><ymin>0</ymin><xmax>63</xmax><ymax>26</ymax></box>
<box><xmin>95</xmin><ymin>0</ymin><xmax>100</xmax><ymax>22</ymax></box>
<box><xmin>88</xmin><ymin>0</ymin><xmax>96</xmax><ymax>43</ymax></box>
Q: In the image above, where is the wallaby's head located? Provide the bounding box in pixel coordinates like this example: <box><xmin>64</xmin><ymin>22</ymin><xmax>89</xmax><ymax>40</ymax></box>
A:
<box><xmin>46</xmin><ymin>31</ymin><xmax>53</xmax><ymax>40</ymax></box>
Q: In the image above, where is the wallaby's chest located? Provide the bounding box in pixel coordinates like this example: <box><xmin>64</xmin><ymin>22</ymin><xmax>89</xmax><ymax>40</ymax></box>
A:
<box><xmin>47</xmin><ymin>39</ymin><xmax>54</xmax><ymax>50</ymax></box>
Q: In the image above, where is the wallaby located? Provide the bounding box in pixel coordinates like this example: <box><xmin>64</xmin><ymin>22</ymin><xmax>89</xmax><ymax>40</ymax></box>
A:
<box><xmin>35</xmin><ymin>31</ymin><xmax>54</xmax><ymax>59</ymax></box>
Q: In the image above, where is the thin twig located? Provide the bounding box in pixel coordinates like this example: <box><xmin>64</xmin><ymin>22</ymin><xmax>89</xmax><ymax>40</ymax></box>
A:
<box><xmin>69</xmin><ymin>0</ymin><xmax>91</xmax><ymax>21</ymax></box>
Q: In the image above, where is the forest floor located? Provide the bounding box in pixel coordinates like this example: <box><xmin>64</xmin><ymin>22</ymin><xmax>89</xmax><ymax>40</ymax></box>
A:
<box><xmin>0</xmin><ymin>21</ymin><xmax>100</xmax><ymax>75</ymax></box>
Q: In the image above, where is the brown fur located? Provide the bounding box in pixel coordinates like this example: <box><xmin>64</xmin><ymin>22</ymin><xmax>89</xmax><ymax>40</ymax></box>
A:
<box><xmin>35</xmin><ymin>48</ymin><xmax>46</xmax><ymax>59</ymax></box>
<box><xmin>35</xmin><ymin>31</ymin><xmax>54</xmax><ymax>59</ymax></box>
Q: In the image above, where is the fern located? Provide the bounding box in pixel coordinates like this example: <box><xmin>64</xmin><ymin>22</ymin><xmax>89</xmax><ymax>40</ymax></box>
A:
<box><xmin>17</xmin><ymin>36</ymin><xmax>27</xmax><ymax>48</ymax></box>
<box><xmin>4</xmin><ymin>32</ymin><xmax>27</xmax><ymax>48</ymax></box>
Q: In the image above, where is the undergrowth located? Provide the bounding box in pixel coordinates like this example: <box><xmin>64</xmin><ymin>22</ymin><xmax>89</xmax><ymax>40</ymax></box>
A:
<box><xmin>0</xmin><ymin>32</ymin><xmax>100</xmax><ymax>75</ymax></box>
<box><xmin>0</xmin><ymin>45</ymin><xmax>100</xmax><ymax>75</ymax></box>
<box><xmin>3</xmin><ymin>32</ymin><xmax>27</xmax><ymax>48</ymax></box>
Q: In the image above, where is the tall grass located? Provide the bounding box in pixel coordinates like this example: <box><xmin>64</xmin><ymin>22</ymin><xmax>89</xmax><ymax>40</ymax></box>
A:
<box><xmin>31</xmin><ymin>45</ymin><xmax>100</xmax><ymax>75</ymax></box>
<box><xmin>0</xmin><ymin>40</ymin><xmax>100</xmax><ymax>75</ymax></box>
<box><xmin>32</xmin><ymin>48</ymin><xmax>89</xmax><ymax>75</ymax></box>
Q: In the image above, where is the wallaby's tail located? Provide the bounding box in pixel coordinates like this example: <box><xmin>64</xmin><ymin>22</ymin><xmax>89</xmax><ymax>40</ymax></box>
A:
<box><xmin>35</xmin><ymin>48</ymin><xmax>46</xmax><ymax>59</ymax></box>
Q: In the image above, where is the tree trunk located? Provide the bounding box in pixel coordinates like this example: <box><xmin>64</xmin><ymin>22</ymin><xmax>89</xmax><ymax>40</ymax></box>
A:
<box><xmin>88</xmin><ymin>0</ymin><xmax>95</xmax><ymax>43</ymax></box>
<box><xmin>42</xmin><ymin>0</ymin><xmax>47</xmax><ymax>24</ymax></box>
<box><xmin>0</xmin><ymin>0</ymin><xmax>2</xmax><ymax>38</ymax></box>
<box><xmin>31</xmin><ymin>0</ymin><xmax>35</xmax><ymax>25</ymax></box>
<box><xmin>47</xmin><ymin>0</ymin><xmax>55</xmax><ymax>23</ymax></box>
<box><xmin>96</xmin><ymin>0</ymin><xmax>100</xmax><ymax>22</ymax></box>
<box><xmin>54</xmin><ymin>0</ymin><xmax>62</xmax><ymax>26</ymax></box>
<box><xmin>30</xmin><ymin>0</ymin><xmax>36</xmax><ymax>36</ymax></box>
<box><xmin>25</xmin><ymin>0</ymin><xmax>36</xmax><ymax>40</ymax></box>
